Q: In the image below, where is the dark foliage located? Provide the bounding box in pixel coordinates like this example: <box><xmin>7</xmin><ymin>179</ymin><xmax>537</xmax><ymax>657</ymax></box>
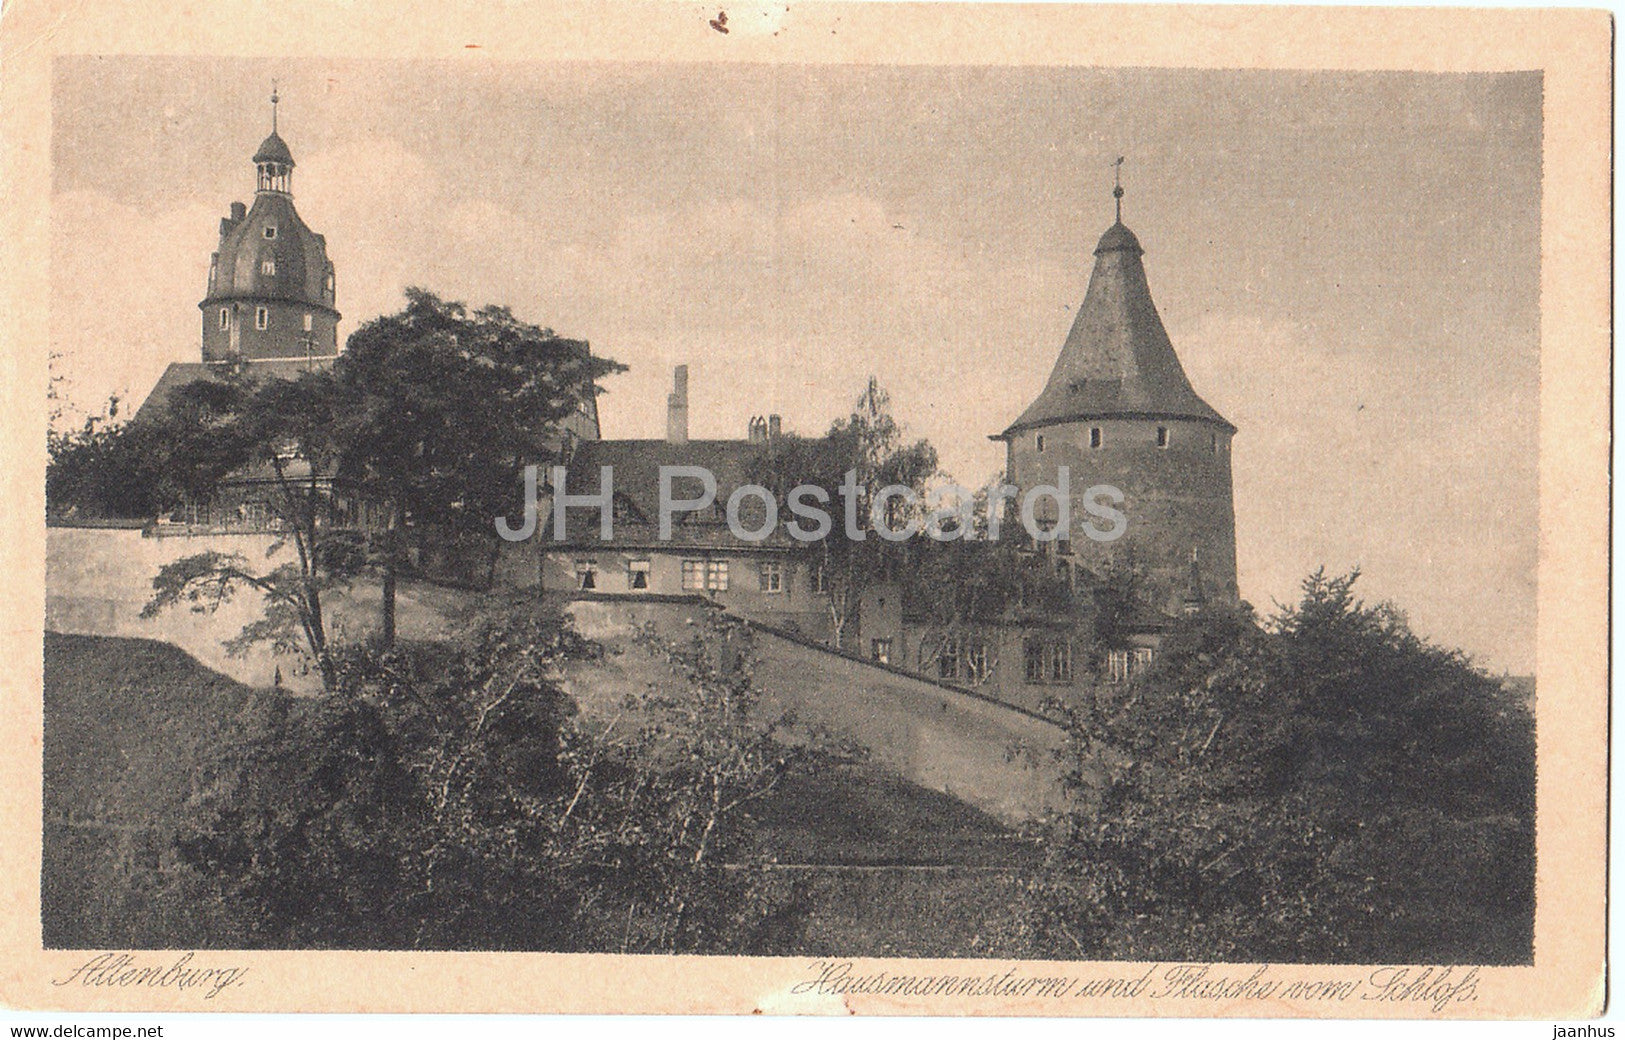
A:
<box><xmin>170</xmin><ymin>606</ymin><xmax>801</xmax><ymax>951</ymax></box>
<box><xmin>1029</xmin><ymin>569</ymin><xmax>1534</xmax><ymax>963</ymax></box>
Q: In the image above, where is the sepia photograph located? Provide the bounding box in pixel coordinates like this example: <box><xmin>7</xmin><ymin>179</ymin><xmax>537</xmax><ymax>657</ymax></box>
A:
<box><xmin>0</xmin><ymin>0</ymin><xmax>1610</xmax><ymax>1023</ymax></box>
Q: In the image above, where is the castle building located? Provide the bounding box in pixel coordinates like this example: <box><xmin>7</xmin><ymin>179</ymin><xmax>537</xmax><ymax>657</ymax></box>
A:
<box><xmin>199</xmin><ymin>93</ymin><xmax>339</xmax><ymax>365</ymax></box>
<box><xmin>994</xmin><ymin>182</ymin><xmax>1238</xmax><ymax>613</ymax></box>
<box><xmin>137</xmin><ymin>90</ymin><xmax>342</xmax><ymax>423</ymax></box>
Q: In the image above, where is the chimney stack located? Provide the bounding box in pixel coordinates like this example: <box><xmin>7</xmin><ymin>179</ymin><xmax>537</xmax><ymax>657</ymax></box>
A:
<box><xmin>666</xmin><ymin>365</ymin><xmax>689</xmax><ymax>445</ymax></box>
<box><xmin>768</xmin><ymin>414</ymin><xmax>781</xmax><ymax>439</ymax></box>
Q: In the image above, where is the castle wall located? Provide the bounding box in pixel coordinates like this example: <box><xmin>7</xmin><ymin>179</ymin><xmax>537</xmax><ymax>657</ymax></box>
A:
<box><xmin>1006</xmin><ymin>416</ymin><xmax>1237</xmax><ymax>610</ymax></box>
<box><xmin>563</xmin><ymin>598</ymin><xmax>1072</xmax><ymax>823</ymax></box>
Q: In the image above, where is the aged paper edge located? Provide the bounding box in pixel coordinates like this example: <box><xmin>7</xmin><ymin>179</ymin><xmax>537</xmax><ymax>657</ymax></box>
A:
<box><xmin>0</xmin><ymin>0</ymin><xmax>1609</xmax><ymax>1018</ymax></box>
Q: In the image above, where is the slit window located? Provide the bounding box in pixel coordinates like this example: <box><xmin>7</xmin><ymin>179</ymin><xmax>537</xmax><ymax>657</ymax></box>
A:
<box><xmin>1035</xmin><ymin>434</ymin><xmax>1046</xmax><ymax>453</ymax></box>
<box><xmin>1157</xmin><ymin>426</ymin><xmax>1170</xmax><ymax>449</ymax></box>
<box><xmin>627</xmin><ymin>559</ymin><xmax>650</xmax><ymax>590</ymax></box>
<box><xmin>255</xmin><ymin>306</ymin><xmax>269</xmax><ymax>330</ymax></box>
<box><xmin>1090</xmin><ymin>427</ymin><xmax>1103</xmax><ymax>449</ymax></box>
<box><xmin>218</xmin><ymin>308</ymin><xmax>229</xmax><ymax>330</ymax></box>
<box><xmin>1210</xmin><ymin>432</ymin><xmax>1219</xmax><ymax>454</ymax></box>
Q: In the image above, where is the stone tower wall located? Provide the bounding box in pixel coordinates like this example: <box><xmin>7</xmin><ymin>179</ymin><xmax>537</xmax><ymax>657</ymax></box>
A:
<box><xmin>1006</xmin><ymin>416</ymin><xmax>1237</xmax><ymax>609</ymax></box>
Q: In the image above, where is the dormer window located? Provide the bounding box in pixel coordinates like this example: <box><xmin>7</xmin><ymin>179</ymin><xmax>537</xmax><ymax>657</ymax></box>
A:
<box><xmin>263</xmin><ymin>226</ymin><xmax>278</xmax><ymax>240</ymax></box>
<box><xmin>255</xmin><ymin>306</ymin><xmax>269</xmax><ymax>331</ymax></box>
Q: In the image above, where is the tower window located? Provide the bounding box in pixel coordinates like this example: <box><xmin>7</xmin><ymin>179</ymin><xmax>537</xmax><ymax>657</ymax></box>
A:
<box><xmin>1090</xmin><ymin>427</ymin><xmax>1103</xmax><ymax>449</ymax></box>
<box><xmin>261</xmin><ymin>256</ymin><xmax>276</xmax><ymax>276</ymax></box>
<box><xmin>263</xmin><ymin>226</ymin><xmax>277</xmax><ymax>239</ymax></box>
<box><xmin>255</xmin><ymin>306</ymin><xmax>269</xmax><ymax>330</ymax></box>
<box><xmin>1210</xmin><ymin>432</ymin><xmax>1219</xmax><ymax>454</ymax></box>
<box><xmin>1157</xmin><ymin>426</ymin><xmax>1170</xmax><ymax>448</ymax></box>
<box><xmin>1035</xmin><ymin>434</ymin><xmax>1046</xmax><ymax>453</ymax></box>
<box><xmin>303</xmin><ymin>312</ymin><xmax>313</xmax><ymax>332</ymax></box>
<box><xmin>218</xmin><ymin>308</ymin><xmax>229</xmax><ymax>330</ymax></box>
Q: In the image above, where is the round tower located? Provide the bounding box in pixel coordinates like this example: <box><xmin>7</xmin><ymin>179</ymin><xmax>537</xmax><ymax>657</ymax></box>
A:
<box><xmin>995</xmin><ymin>179</ymin><xmax>1237</xmax><ymax>612</ymax></box>
<box><xmin>199</xmin><ymin>89</ymin><xmax>340</xmax><ymax>364</ymax></box>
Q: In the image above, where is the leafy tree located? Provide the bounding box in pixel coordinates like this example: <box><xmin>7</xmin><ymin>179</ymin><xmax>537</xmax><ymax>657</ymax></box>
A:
<box><xmin>172</xmin><ymin>603</ymin><xmax>800</xmax><ymax>952</ymax></box>
<box><xmin>335</xmin><ymin>288</ymin><xmax>625</xmax><ymax>646</ymax></box>
<box><xmin>140</xmin><ymin>370</ymin><xmax>360</xmax><ymax>689</ymax></box>
<box><xmin>46</xmin><ymin>396</ymin><xmax>173</xmax><ymax>520</ymax></box>
<box><xmin>1028</xmin><ymin>570</ymin><xmax>1535</xmax><ymax>963</ymax></box>
<box><xmin>749</xmin><ymin>377</ymin><xmax>938</xmax><ymax>648</ymax></box>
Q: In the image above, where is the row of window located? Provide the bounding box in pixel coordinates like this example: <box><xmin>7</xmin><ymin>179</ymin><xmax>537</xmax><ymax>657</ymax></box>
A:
<box><xmin>572</xmin><ymin>558</ymin><xmax>789</xmax><ymax>594</ymax></box>
<box><xmin>217</xmin><ymin>307</ymin><xmax>316</xmax><ymax>333</ymax></box>
<box><xmin>912</xmin><ymin>634</ymin><xmax>1153</xmax><ymax>686</ymax></box>
<box><xmin>1034</xmin><ymin>427</ymin><xmax>1220</xmax><ymax>454</ymax></box>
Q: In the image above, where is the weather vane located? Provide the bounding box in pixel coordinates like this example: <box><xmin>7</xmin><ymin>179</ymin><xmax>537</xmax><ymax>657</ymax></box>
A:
<box><xmin>1113</xmin><ymin>156</ymin><xmax>1125</xmax><ymax>222</ymax></box>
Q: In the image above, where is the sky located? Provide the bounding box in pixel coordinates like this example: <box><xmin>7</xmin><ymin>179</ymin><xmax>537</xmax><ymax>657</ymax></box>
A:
<box><xmin>50</xmin><ymin>58</ymin><xmax>1541</xmax><ymax>672</ymax></box>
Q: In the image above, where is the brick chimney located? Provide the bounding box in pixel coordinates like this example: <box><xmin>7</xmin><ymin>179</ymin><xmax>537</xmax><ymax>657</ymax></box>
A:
<box><xmin>768</xmin><ymin>414</ymin><xmax>781</xmax><ymax>439</ymax></box>
<box><xmin>666</xmin><ymin>365</ymin><xmax>689</xmax><ymax>445</ymax></box>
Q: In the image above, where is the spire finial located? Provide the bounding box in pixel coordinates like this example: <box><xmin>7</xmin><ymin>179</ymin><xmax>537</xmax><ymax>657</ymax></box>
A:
<box><xmin>270</xmin><ymin>81</ymin><xmax>279</xmax><ymax>133</ymax></box>
<box><xmin>1112</xmin><ymin>156</ymin><xmax>1125</xmax><ymax>223</ymax></box>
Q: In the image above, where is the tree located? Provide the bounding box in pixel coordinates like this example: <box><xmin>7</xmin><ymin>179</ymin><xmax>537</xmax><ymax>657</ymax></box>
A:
<box><xmin>47</xmin><ymin>395</ymin><xmax>174</xmax><ymax>520</ymax></box>
<box><xmin>335</xmin><ymin>288</ymin><xmax>625</xmax><ymax>646</ymax></box>
<box><xmin>171</xmin><ymin>602</ymin><xmax>800</xmax><ymax>951</ymax></box>
<box><xmin>1027</xmin><ymin>570</ymin><xmax>1535</xmax><ymax>963</ymax></box>
<box><xmin>141</xmin><ymin>370</ymin><xmax>361</xmax><ymax>690</ymax></box>
<box><xmin>749</xmin><ymin>377</ymin><xmax>938</xmax><ymax>648</ymax></box>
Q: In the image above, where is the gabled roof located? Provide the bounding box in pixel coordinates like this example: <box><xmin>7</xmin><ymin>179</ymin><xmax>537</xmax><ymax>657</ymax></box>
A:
<box><xmin>556</xmin><ymin>437</ymin><xmax>807</xmax><ymax>548</ymax></box>
<box><xmin>999</xmin><ymin>220</ymin><xmax>1233</xmax><ymax>438</ymax></box>
<box><xmin>132</xmin><ymin>357</ymin><xmax>332</xmax><ymax>424</ymax></box>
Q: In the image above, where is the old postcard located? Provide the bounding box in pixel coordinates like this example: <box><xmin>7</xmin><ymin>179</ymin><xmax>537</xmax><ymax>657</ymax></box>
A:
<box><xmin>0</xmin><ymin>0</ymin><xmax>1609</xmax><ymax>1020</ymax></box>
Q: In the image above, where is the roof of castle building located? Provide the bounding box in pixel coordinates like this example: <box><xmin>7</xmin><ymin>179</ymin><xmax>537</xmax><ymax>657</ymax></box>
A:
<box><xmin>999</xmin><ymin>219</ymin><xmax>1233</xmax><ymax>437</ymax></box>
<box><xmin>202</xmin><ymin>190</ymin><xmax>335</xmax><ymax>313</ymax></box>
<box><xmin>132</xmin><ymin>358</ymin><xmax>333</xmax><ymax>424</ymax></box>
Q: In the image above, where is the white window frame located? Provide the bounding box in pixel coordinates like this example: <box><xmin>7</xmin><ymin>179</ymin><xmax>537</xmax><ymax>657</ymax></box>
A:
<box><xmin>706</xmin><ymin>560</ymin><xmax>729</xmax><ymax>591</ymax></box>
<box><xmin>1090</xmin><ymin>427</ymin><xmax>1103</xmax><ymax>449</ymax></box>
<box><xmin>263</xmin><ymin>225</ymin><xmax>278</xmax><ymax>239</ymax></box>
<box><xmin>759</xmin><ymin>561</ymin><xmax>783</xmax><ymax>593</ymax></box>
<box><xmin>574</xmin><ymin>560</ymin><xmax>599</xmax><ymax>591</ymax></box>
<box><xmin>261</xmin><ymin>256</ymin><xmax>276</xmax><ymax>276</ymax></box>
<box><xmin>255</xmin><ymin>306</ymin><xmax>269</xmax><ymax>330</ymax></box>
<box><xmin>218</xmin><ymin>307</ymin><xmax>230</xmax><ymax>330</ymax></box>
<box><xmin>627</xmin><ymin>559</ymin><xmax>650</xmax><ymax>591</ymax></box>
<box><xmin>1157</xmin><ymin>425</ymin><xmax>1170</xmax><ymax>449</ymax></box>
<box><xmin>303</xmin><ymin>312</ymin><xmax>313</xmax><ymax>332</ymax></box>
<box><xmin>681</xmin><ymin>560</ymin><xmax>705</xmax><ymax>591</ymax></box>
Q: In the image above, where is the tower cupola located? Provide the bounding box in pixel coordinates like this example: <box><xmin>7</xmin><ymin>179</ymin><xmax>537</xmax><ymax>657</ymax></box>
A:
<box><xmin>198</xmin><ymin>88</ymin><xmax>339</xmax><ymax>364</ymax></box>
<box><xmin>253</xmin><ymin>87</ymin><xmax>294</xmax><ymax>194</ymax></box>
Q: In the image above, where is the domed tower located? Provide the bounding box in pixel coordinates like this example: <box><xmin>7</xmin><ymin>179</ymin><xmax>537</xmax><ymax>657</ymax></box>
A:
<box><xmin>199</xmin><ymin>89</ymin><xmax>339</xmax><ymax>363</ymax></box>
<box><xmin>994</xmin><ymin>169</ymin><xmax>1237</xmax><ymax>611</ymax></box>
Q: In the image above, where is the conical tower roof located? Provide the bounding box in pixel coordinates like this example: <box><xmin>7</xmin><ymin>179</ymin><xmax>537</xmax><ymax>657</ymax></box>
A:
<box><xmin>1001</xmin><ymin>219</ymin><xmax>1232</xmax><ymax>436</ymax></box>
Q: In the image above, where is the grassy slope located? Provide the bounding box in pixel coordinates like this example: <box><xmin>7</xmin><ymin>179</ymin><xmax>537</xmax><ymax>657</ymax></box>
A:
<box><xmin>43</xmin><ymin>632</ymin><xmax>1035</xmax><ymax>953</ymax></box>
<box><xmin>42</xmin><ymin>633</ymin><xmax>284</xmax><ymax>947</ymax></box>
